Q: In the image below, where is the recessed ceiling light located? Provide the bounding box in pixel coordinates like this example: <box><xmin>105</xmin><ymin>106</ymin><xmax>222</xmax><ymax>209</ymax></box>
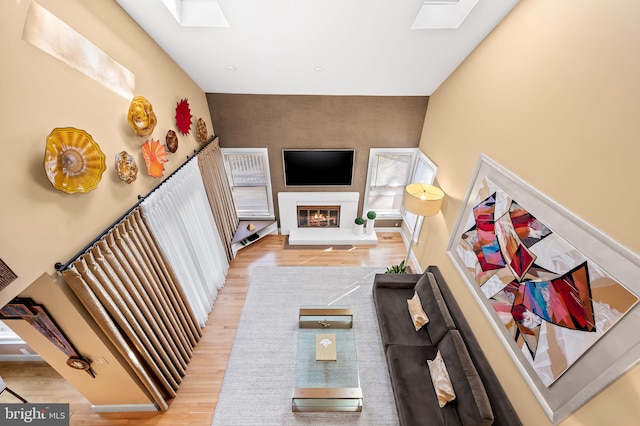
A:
<box><xmin>314</xmin><ymin>66</ymin><xmax>325</xmax><ymax>72</ymax></box>
<box><xmin>226</xmin><ymin>65</ymin><xmax>237</xmax><ymax>71</ymax></box>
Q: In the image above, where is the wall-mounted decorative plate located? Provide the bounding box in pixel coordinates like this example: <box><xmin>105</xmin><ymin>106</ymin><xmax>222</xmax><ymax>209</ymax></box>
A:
<box><xmin>128</xmin><ymin>96</ymin><xmax>157</xmax><ymax>137</ymax></box>
<box><xmin>196</xmin><ymin>118</ymin><xmax>207</xmax><ymax>143</ymax></box>
<box><xmin>175</xmin><ymin>98</ymin><xmax>192</xmax><ymax>135</ymax></box>
<box><xmin>141</xmin><ymin>139</ymin><xmax>168</xmax><ymax>178</ymax></box>
<box><xmin>166</xmin><ymin>129</ymin><xmax>178</xmax><ymax>153</ymax></box>
<box><xmin>44</xmin><ymin>127</ymin><xmax>106</xmax><ymax>194</ymax></box>
<box><xmin>115</xmin><ymin>151</ymin><xmax>138</xmax><ymax>184</ymax></box>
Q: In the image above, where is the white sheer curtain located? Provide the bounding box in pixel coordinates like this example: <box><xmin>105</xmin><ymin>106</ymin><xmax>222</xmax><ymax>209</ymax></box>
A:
<box><xmin>141</xmin><ymin>160</ymin><xmax>228</xmax><ymax>327</ymax></box>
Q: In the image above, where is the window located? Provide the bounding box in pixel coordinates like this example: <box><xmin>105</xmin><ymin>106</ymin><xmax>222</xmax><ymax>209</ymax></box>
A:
<box><xmin>363</xmin><ymin>148</ymin><xmax>438</xmax><ymax>222</ymax></box>
<box><xmin>363</xmin><ymin>149</ymin><xmax>417</xmax><ymax>218</ymax></box>
<box><xmin>221</xmin><ymin>148</ymin><xmax>274</xmax><ymax>219</ymax></box>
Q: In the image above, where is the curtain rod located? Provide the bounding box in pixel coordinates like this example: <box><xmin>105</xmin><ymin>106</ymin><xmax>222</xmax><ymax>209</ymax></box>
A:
<box><xmin>54</xmin><ymin>135</ymin><xmax>218</xmax><ymax>272</ymax></box>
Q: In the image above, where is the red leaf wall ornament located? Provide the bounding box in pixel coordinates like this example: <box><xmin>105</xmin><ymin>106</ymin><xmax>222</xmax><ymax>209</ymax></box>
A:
<box><xmin>175</xmin><ymin>98</ymin><xmax>192</xmax><ymax>135</ymax></box>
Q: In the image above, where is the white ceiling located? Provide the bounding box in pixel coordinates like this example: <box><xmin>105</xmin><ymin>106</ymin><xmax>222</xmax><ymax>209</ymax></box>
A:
<box><xmin>116</xmin><ymin>0</ymin><xmax>520</xmax><ymax>96</ymax></box>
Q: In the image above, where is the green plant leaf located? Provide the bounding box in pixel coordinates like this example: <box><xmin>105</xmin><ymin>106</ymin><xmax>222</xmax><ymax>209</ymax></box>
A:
<box><xmin>385</xmin><ymin>259</ymin><xmax>406</xmax><ymax>274</ymax></box>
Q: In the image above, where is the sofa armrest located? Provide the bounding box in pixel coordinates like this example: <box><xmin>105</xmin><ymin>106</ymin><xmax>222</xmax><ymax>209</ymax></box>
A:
<box><xmin>373</xmin><ymin>273</ymin><xmax>422</xmax><ymax>290</ymax></box>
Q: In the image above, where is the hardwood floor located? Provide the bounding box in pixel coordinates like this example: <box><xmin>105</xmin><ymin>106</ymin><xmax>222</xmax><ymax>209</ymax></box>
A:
<box><xmin>0</xmin><ymin>233</ymin><xmax>408</xmax><ymax>425</ymax></box>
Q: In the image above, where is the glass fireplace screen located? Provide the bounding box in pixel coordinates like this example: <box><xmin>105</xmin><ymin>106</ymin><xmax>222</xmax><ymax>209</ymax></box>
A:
<box><xmin>297</xmin><ymin>206</ymin><xmax>340</xmax><ymax>228</ymax></box>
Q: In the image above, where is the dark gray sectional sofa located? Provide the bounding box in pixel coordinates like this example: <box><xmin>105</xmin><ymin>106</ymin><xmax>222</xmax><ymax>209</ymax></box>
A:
<box><xmin>372</xmin><ymin>265</ymin><xmax>521</xmax><ymax>426</ymax></box>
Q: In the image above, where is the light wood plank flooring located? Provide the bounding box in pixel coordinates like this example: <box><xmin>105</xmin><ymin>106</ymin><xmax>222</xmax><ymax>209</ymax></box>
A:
<box><xmin>0</xmin><ymin>233</ymin><xmax>408</xmax><ymax>425</ymax></box>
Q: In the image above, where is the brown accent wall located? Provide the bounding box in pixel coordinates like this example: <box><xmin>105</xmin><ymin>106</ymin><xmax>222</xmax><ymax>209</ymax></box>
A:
<box><xmin>207</xmin><ymin>94</ymin><xmax>428</xmax><ymax>222</ymax></box>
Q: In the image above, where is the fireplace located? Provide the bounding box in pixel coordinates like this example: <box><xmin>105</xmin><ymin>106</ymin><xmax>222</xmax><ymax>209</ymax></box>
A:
<box><xmin>278</xmin><ymin>192</ymin><xmax>376</xmax><ymax>245</ymax></box>
<box><xmin>297</xmin><ymin>205</ymin><xmax>340</xmax><ymax>228</ymax></box>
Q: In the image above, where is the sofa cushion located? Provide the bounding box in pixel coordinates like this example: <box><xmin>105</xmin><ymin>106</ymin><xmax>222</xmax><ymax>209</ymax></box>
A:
<box><xmin>407</xmin><ymin>291</ymin><xmax>429</xmax><ymax>331</ymax></box>
<box><xmin>427</xmin><ymin>350</ymin><xmax>456</xmax><ymax>408</ymax></box>
<box><xmin>415</xmin><ymin>272</ymin><xmax>456</xmax><ymax>345</ymax></box>
<box><xmin>438</xmin><ymin>330</ymin><xmax>494</xmax><ymax>426</ymax></box>
<box><xmin>386</xmin><ymin>344</ymin><xmax>462</xmax><ymax>426</ymax></box>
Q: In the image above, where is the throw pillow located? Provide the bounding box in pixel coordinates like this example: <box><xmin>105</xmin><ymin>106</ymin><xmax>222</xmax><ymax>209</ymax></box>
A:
<box><xmin>407</xmin><ymin>291</ymin><xmax>429</xmax><ymax>331</ymax></box>
<box><xmin>427</xmin><ymin>350</ymin><xmax>456</xmax><ymax>408</ymax></box>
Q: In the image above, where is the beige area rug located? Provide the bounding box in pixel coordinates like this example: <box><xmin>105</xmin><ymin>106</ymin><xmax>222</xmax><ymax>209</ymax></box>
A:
<box><xmin>212</xmin><ymin>266</ymin><xmax>399</xmax><ymax>426</ymax></box>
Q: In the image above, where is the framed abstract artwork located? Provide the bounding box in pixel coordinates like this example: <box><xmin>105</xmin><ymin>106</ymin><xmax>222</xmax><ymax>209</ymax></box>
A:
<box><xmin>446</xmin><ymin>154</ymin><xmax>640</xmax><ymax>424</ymax></box>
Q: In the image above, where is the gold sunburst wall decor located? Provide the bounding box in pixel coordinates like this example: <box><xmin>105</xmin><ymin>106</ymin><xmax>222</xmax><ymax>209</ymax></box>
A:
<box><xmin>44</xmin><ymin>127</ymin><xmax>106</xmax><ymax>194</ymax></box>
<box><xmin>175</xmin><ymin>98</ymin><xmax>192</xmax><ymax>135</ymax></box>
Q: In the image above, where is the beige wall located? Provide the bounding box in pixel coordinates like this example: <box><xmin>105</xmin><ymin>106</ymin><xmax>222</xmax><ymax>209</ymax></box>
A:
<box><xmin>415</xmin><ymin>1</ymin><xmax>640</xmax><ymax>425</ymax></box>
<box><xmin>0</xmin><ymin>1</ymin><xmax>212</xmax><ymax>407</ymax></box>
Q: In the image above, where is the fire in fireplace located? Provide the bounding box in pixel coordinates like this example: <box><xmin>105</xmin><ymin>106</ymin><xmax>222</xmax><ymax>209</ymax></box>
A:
<box><xmin>297</xmin><ymin>205</ymin><xmax>340</xmax><ymax>228</ymax></box>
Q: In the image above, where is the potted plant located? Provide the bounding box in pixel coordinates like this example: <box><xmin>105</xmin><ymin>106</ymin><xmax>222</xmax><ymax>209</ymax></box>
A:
<box><xmin>365</xmin><ymin>210</ymin><xmax>377</xmax><ymax>234</ymax></box>
<box><xmin>354</xmin><ymin>216</ymin><xmax>365</xmax><ymax>235</ymax></box>
<box><xmin>386</xmin><ymin>260</ymin><xmax>407</xmax><ymax>274</ymax></box>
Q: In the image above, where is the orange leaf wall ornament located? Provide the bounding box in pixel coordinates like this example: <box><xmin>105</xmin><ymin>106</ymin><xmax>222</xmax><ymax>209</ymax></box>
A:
<box><xmin>141</xmin><ymin>139</ymin><xmax>168</xmax><ymax>178</ymax></box>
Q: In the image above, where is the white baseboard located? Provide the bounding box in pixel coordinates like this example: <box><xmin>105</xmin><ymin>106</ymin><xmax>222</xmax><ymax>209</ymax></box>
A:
<box><xmin>91</xmin><ymin>403</ymin><xmax>158</xmax><ymax>413</ymax></box>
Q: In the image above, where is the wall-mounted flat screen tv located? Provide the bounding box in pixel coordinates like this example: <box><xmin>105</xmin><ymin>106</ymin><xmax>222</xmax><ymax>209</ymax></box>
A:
<box><xmin>283</xmin><ymin>149</ymin><xmax>355</xmax><ymax>186</ymax></box>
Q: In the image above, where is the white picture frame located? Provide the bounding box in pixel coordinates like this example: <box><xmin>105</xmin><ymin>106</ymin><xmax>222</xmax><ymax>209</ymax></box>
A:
<box><xmin>446</xmin><ymin>154</ymin><xmax>640</xmax><ymax>424</ymax></box>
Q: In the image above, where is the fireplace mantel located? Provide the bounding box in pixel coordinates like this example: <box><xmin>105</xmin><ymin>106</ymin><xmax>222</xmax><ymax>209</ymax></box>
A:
<box><xmin>278</xmin><ymin>192</ymin><xmax>377</xmax><ymax>245</ymax></box>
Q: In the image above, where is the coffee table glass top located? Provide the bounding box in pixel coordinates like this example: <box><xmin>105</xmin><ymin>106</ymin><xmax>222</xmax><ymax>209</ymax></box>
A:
<box><xmin>292</xmin><ymin>306</ymin><xmax>362</xmax><ymax>412</ymax></box>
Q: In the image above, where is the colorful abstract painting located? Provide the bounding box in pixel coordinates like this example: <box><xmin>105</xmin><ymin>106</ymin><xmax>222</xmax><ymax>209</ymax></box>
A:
<box><xmin>447</xmin><ymin>155</ymin><xmax>640</xmax><ymax>423</ymax></box>
<box><xmin>455</xmin><ymin>176</ymin><xmax>638</xmax><ymax>387</ymax></box>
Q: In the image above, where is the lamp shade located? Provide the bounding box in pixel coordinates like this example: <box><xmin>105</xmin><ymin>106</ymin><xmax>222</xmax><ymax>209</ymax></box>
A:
<box><xmin>403</xmin><ymin>183</ymin><xmax>444</xmax><ymax>217</ymax></box>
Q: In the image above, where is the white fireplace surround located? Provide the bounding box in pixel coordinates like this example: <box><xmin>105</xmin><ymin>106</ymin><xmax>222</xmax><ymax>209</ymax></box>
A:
<box><xmin>278</xmin><ymin>192</ymin><xmax>377</xmax><ymax>245</ymax></box>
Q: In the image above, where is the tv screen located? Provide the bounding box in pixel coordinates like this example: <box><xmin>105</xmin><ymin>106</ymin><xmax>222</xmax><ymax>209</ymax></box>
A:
<box><xmin>283</xmin><ymin>149</ymin><xmax>354</xmax><ymax>186</ymax></box>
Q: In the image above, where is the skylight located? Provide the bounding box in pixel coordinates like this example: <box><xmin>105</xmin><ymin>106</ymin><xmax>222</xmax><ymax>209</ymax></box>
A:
<box><xmin>411</xmin><ymin>0</ymin><xmax>480</xmax><ymax>29</ymax></box>
<box><xmin>161</xmin><ymin>0</ymin><xmax>229</xmax><ymax>28</ymax></box>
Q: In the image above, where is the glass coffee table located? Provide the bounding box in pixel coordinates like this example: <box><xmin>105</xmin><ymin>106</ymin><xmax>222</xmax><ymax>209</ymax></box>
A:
<box><xmin>292</xmin><ymin>306</ymin><xmax>363</xmax><ymax>412</ymax></box>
